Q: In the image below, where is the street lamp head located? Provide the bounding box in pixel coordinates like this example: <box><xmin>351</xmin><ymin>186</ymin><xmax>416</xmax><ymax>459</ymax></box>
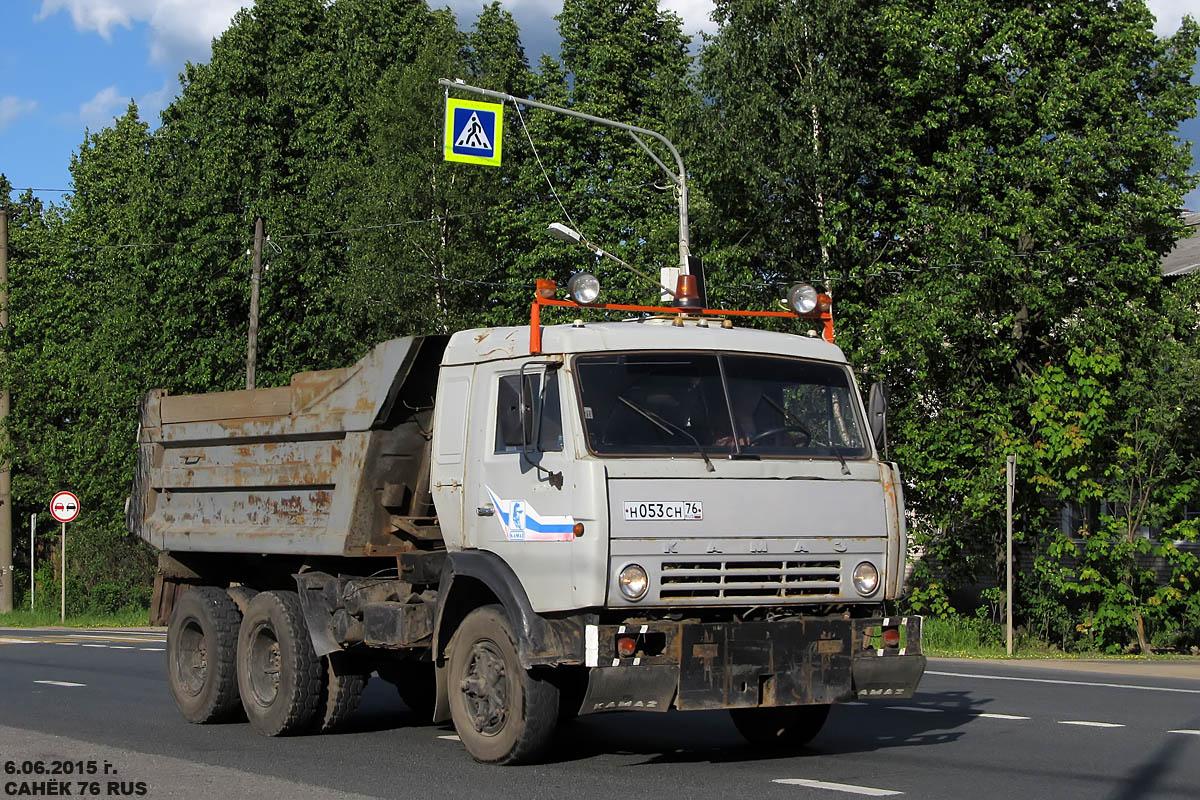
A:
<box><xmin>547</xmin><ymin>222</ymin><xmax>582</xmax><ymax>245</ymax></box>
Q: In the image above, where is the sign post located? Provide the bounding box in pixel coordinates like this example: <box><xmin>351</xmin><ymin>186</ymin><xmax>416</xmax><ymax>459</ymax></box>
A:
<box><xmin>1006</xmin><ymin>456</ymin><xmax>1016</xmax><ymax>656</ymax></box>
<box><xmin>50</xmin><ymin>492</ymin><xmax>79</xmax><ymax>622</ymax></box>
<box><xmin>30</xmin><ymin>513</ymin><xmax>36</xmax><ymax>610</ymax></box>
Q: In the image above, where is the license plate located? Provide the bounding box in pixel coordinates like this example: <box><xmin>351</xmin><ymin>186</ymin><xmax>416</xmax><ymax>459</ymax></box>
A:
<box><xmin>623</xmin><ymin>501</ymin><xmax>703</xmax><ymax>521</ymax></box>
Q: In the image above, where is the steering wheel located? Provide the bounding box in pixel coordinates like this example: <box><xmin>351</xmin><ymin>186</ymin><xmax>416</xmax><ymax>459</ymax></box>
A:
<box><xmin>747</xmin><ymin>424</ymin><xmax>811</xmax><ymax>447</ymax></box>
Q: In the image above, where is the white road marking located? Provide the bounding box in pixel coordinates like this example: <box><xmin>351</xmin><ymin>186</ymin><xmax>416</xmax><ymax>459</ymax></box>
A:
<box><xmin>54</xmin><ymin>642</ymin><xmax>78</xmax><ymax>646</ymax></box>
<box><xmin>1059</xmin><ymin>720</ymin><xmax>1125</xmax><ymax>728</ymax></box>
<box><xmin>140</xmin><ymin>647</ymin><xmax>165</xmax><ymax>652</ymax></box>
<box><xmin>81</xmin><ymin>644</ymin><xmax>106</xmax><ymax>648</ymax></box>
<box><xmin>774</xmin><ymin>778</ymin><xmax>902</xmax><ymax>796</ymax></box>
<box><xmin>927</xmin><ymin>670</ymin><xmax>1200</xmax><ymax>695</ymax></box>
<box><xmin>0</xmin><ymin>638</ymin><xmax>35</xmax><ymax>644</ymax></box>
<box><xmin>438</xmin><ymin>735</ymin><xmax>461</xmax><ymax>742</ymax></box>
<box><xmin>974</xmin><ymin>713</ymin><xmax>1030</xmax><ymax>720</ymax></box>
<box><xmin>1167</xmin><ymin>729</ymin><xmax>1200</xmax><ymax>735</ymax></box>
<box><xmin>885</xmin><ymin>706</ymin><xmax>943</xmax><ymax>713</ymax></box>
<box><xmin>34</xmin><ymin>680</ymin><xmax>85</xmax><ymax>687</ymax></box>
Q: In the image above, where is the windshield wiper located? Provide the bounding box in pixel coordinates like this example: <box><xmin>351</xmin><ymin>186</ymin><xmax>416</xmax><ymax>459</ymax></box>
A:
<box><xmin>618</xmin><ymin>396</ymin><xmax>715</xmax><ymax>472</ymax></box>
<box><xmin>760</xmin><ymin>394</ymin><xmax>851</xmax><ymax>476</ymax></box>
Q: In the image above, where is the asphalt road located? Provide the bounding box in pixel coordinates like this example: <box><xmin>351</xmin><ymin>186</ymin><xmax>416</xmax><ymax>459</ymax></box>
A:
<box><xmin>2</xmin><ymin>628</ymin><xmax>1198</xmax><ymax>799</ymax></box>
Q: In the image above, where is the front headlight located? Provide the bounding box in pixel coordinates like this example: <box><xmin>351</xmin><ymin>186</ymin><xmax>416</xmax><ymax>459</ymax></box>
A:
<box><xmin>852</xmin><ymin>561</ymin><xmax>880</xmax><ymax>596</ymax></box>
<box><xmin>618</xmin><ymin>564</ymin><xmax>649</xmax><ymax>601</ymax></box>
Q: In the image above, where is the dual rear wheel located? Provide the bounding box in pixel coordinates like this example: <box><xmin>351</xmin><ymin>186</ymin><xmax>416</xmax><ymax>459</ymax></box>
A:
<box><xmin>167</xmin><ymin>588</ymin><xmax>366</xmax><ymax>736</ymax></box>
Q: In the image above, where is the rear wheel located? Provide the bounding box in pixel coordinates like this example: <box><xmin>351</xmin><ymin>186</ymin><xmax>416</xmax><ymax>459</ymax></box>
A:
<box><xmin>236</xmin><ymin>590</ymin><xmax>322</xmax><ymax>736</ymax></box>
<box><xmin>312</xmin><ymin>653</ymin><xmax>368</xmax><ymax>733</ymax></box>
<box><xmin>447</xmin><ymin>605</ymin><xmax>559</xmax><ymax>764</ymax></box>
<box><xmin>729</xmin><ymin>704</ymin><xmax>831</xmax><ymax>747</ymax></box>
<box><xmin>166</xmin><ymin>586</ymin><xmax>242</xmax><ymax>723</ymax></box>
<box><xmin>379</xmin><ymin>661</ymin><xmax>436</xmax><ymax>720</ymax></box>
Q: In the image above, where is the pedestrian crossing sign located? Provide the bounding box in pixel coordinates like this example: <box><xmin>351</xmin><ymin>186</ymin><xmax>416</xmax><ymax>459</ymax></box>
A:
<box><xmin>444</xmin><ymin>98</ymin><xmax>503</xmax><ymax>167</ymax></box>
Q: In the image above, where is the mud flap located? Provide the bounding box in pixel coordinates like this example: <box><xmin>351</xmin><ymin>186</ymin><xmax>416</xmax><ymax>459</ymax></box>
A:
<box><xmin>851</xmin><ymin>654</ymin><xmax>927</xmax><ymax>699</ymax></box>
<box><xmin>579</xmin><ymin>665</ymin><xmax>678</xmax><ymax>715</ymax></box>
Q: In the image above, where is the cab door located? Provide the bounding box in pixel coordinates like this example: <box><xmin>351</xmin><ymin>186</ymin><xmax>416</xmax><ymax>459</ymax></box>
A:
<box><xmin>463</xmin><ymin>360</ymin><xmax>579</xmax><ymax>612</ymax></box>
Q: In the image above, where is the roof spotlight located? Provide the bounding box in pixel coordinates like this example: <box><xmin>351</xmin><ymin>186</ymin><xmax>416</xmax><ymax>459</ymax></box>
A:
<box><xmin>567</xmin><ymin>272</ymin><xmax>601</xmax><ymax>304</ymax></box>
<box><xmin>787</xmin><ymin>283</ymin><xmax>819</xmax><ymax>315</ymax></box>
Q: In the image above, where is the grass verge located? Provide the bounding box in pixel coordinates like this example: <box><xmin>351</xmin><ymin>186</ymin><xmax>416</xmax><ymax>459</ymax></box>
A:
<box><xmin>0</xmin><ymin>606</ymin><xmax>151</xmax><ymax>628</ymax></box>
<box><xmin>921</xmin><ymin>615</ymin><xmax>1200</xmax><ymax>660</ymax></box>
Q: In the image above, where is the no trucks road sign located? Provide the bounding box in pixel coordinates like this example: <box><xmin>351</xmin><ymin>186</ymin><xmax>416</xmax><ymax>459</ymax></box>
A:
<box><xmin>444</xmin><ymin>98</ymin><xmax>504</xmax><ymax>167</ymax></box>
<box><xmin>50</xmin><ymin>491</ymin><xmax>80</xmax><ymax>524</ymax></box>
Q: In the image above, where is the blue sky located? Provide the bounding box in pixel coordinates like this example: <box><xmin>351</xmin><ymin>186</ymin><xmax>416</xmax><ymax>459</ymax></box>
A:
<box><xmin>1</xmin><ymin>0</ymin><xmax>1198</xmax><ymax>210</ymax></box>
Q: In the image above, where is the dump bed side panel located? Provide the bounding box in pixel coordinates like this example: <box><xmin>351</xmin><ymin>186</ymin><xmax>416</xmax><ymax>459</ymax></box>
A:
<box><xmin>127</xmin><ymin>336</ymin><xmax>446</xmax><ymax>556</ymax></box>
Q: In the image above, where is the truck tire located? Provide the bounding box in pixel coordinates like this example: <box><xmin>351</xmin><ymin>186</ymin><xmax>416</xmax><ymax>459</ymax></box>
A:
<box><xmin>447</xmin><ymin>605</ymin><xmax>559</xmax><ymax>764</ymax></box>
<box><xmin>166</xmin><ymin>586</ymin><xmax>243</xmax><ymax>723</ymax></box>
<box><xmin>379</xmin><ymin>661</ymin><xmax>436</xmax><ymax>720</ymax></box>
<box><xmin>729</xmin><ymin>704</ymin><xmax>831</xmax><ymax>747</ymax></box>
<box><xmin>236</xmin><ymin>590</ymin><xmax>322</xmax><ymax>736</ymax></box>
<box><xmin>312</xmin><ymin>654</ymin><xmax>368</xmax><ymax>733</ymax></box>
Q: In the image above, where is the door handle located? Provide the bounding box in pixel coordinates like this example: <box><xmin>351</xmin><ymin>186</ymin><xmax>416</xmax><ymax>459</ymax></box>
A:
<box><xmin>476</xmin><ymin>505</ymin><xmax>495</xmax><ymax>517</ymax></box>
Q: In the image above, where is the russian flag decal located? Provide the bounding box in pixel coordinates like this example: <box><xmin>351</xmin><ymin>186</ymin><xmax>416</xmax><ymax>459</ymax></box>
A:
<box><xmin>486</xmin><ymin>486</ymin><xmax>576</xmax><ymax>541</ymax></box>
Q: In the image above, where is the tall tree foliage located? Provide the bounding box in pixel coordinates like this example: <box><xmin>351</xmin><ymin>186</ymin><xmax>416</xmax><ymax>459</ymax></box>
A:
<box><xmin>692</xmin><ymin>0</ymin><xmax>887</xmax><ymax>309</ymax></box>
<box><xmin>2</xmin><ymin>1</ymin><xmax>1198</xmax><ymax>645</ymax></box>
<box><xmin>695</xmin><ymin>1</ymin><xmax>1200</xmax><ymax>648</ymax></box>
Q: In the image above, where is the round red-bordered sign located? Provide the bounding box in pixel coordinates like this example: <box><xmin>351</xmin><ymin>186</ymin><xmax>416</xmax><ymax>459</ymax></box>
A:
<box><xmin>50</xmin><ymin>491</ymin><xmax>80</xmax><ymax>524</ymax></box>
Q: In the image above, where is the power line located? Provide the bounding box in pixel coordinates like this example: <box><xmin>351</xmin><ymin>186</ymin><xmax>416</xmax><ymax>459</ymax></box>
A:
<box><xmin>5</xmin><ymin>188</ymin><xmax>74</xmax><ymax>195</ymax></box>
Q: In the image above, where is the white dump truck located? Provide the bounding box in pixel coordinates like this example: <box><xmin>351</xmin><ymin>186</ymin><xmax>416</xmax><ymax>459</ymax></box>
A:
<box><xmin>127</xmin><ymin>276</ymin><xmax>924</xmax><ymax>764</ymax></box>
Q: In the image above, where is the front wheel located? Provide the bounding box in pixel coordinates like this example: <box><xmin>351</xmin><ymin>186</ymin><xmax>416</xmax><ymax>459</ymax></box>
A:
<box><xmin>447</xmin><ymin>605</ymin><xmax>559</xmax><ymax>764</ymax></box>
<box><xmin>729</xmin><ymin>704</ymin><xmax>831</xmax><ymax>747</ymax></box>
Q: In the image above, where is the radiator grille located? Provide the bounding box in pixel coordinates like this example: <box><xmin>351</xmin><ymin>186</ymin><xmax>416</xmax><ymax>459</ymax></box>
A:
<box><xmin>659</xmin><ymin>558</ymin><xmax>842</xmax><ymax>600</ymax></box>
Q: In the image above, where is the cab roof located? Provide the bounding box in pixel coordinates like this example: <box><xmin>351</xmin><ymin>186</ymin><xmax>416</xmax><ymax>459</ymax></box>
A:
<box><xmin>441</xmin><ymin>319</ymin><xmax>847</xmax><ymax>366</ymax></box>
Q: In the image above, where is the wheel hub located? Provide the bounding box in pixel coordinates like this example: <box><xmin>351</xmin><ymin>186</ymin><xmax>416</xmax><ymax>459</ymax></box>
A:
<box><xmin>175</xmin><ymin>621</ymin><xmax>208</xmax><ymax>697</ymax></box>
<box><xmin>459</xmin><ymin>640</ymin><xmax>508</xmax><ymax>734</ymax></box>
<box><xmin>248</xmin><ymin>625</ymin><xmax>282</xmax><ymax>706</ymax></box>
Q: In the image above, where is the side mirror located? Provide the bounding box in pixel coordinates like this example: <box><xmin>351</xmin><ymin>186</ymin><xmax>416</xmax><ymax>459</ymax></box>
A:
<box><xmin>868</xmin><ymin>382</ymin><xmax>888</xmax><ymax>449</ymax></box>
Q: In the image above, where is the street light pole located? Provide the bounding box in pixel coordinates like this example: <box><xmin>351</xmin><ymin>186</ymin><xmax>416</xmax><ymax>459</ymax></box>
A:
<box><xmin>438</xmin><ymin>79</ymin><xmax>690</xmax><ymax>294</ymax></box>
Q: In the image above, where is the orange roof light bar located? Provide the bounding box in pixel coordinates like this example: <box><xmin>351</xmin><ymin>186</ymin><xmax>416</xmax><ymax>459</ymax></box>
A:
<box><xmin>528</xmin><ymin>277</ymin><xmax>835</xmax><ymax>354</ymax></box>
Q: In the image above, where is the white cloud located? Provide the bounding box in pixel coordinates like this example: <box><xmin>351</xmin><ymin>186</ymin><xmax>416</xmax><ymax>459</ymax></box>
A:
<box><xmin>38</xmin><ymin>1</ymin><xmax>718</xmax><ymax>69</ymax></box>
<box><xmin>659</xmin><ymin>0</ymin><xmax>716</xmax><ymax>35</ymax></box>
<box><xmin>79</xmin><ymin>85</ymin><xmax>126</xmax><ymax>130</ymax></box>
<box><xmin>0</xmin><ymin>97</ymin><xmax>38</xmax><ymax>132</ymax></box>
<box><xmin>38</xmin><ymin>0</ymin><xmax>249</xmax><ymax>65</ymax></box>
<box><xmin>1146</xmin><ymin>1</ymin><xmax>1195</xmax><ymax>37</ymax></box>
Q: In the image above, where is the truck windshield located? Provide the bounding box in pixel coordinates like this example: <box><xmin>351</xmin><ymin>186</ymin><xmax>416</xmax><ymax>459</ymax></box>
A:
<box><xmin>574</xmin><ymin>352</ymin><xmax>870</xmax><ymax>459</ymax></box>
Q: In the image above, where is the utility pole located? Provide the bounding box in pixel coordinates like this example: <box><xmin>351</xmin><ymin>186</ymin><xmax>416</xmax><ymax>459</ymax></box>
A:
<box><xmin>246</xmin><ymin>216</ymin><xmax>263</xmax><ymax>391</ymax></box>
<box><xmin>0</xmin><ymin>206</ymin><xmax>11</xmax><ymax>614</ymax></box>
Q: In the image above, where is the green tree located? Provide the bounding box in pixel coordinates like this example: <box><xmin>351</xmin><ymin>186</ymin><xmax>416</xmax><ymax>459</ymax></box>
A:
<box><xmin>692</xmin><ymin>0</ymin><xmax>887</xmax><ymax>309</ymax></box>
<box><xmin>696</xmin><ymin>1</ymin><xmax>1200</xmax><ymax>649</ymax></box>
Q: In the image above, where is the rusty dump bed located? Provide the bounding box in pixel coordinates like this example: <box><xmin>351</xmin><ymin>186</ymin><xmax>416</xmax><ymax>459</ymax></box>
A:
<box><xmin>127</xmin><ymin>336</ymin><xmax>448</xmax><ymax>557</ymax></box>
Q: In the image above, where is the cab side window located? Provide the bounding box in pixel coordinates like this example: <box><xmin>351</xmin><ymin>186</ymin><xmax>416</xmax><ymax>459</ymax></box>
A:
<box><xmin>494</xmin><ymin>373</ymin><xmax>563</xmax><ymax>454</ymax></box>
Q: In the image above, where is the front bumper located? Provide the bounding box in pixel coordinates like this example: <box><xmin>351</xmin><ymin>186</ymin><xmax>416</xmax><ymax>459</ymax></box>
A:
<box><xmin>579</xmin><ymin>615</ymin><xmax>924</xmax><ymax>715</ymax></box>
